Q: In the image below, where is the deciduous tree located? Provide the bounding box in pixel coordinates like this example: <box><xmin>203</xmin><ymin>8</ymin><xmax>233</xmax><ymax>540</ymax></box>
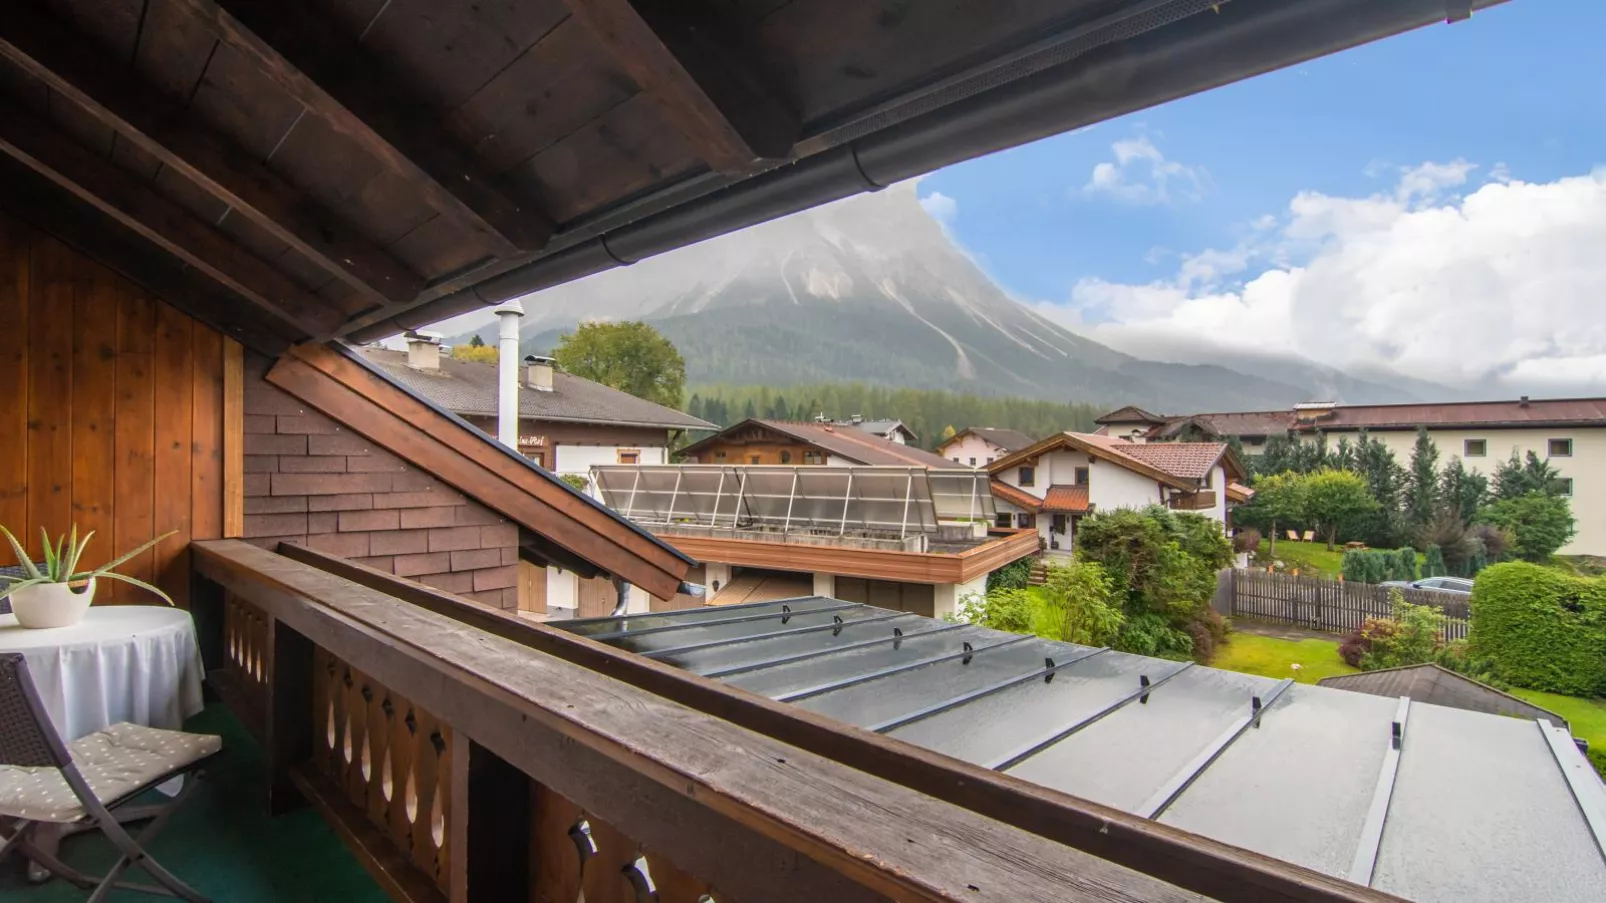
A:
<box><xmin>1302</xmin><ymin>468</ymin><xmax>1377</xmax><ymax>550</ymax></box>
<box><xmin>553</xmin><ymin>320</ymin><xmax>687</xmax><ymax>409</ymax></box>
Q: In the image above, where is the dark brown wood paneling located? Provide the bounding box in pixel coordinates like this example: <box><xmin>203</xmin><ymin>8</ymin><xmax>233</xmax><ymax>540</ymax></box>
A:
<box><xmin>0</xmin><ymin>214</ymin><xmax>27</xmax><ymax>561</ymax></box>
<box><xmin>154</xmin><ymin>302</ymin><xmax>197</xmax><ymax>606</ymax></box>
<box><xmin>25</xmin><ymin>235</ymin><xmax>75</xmax><ymax>561</ymax></box>
<box><xmin>113</xmin><ymin>284</ymin><xmax>158</xmax><ymax>602</ymax></box>
<box><xmin>69</xmin><ymin>255</ymin><xmax>119</xmax><ymax>567</ymax></box>
<box><xmin>0</xmin><ymin>208</ymin><xmax>228</xmax><ymax>598</ymax></box>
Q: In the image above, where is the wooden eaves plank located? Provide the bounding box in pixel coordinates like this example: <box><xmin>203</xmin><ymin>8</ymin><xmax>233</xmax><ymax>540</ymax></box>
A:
<box><xmin>0</xmin><ymin>2</ymin><xmax>425</xmax><ymax>312</ymax></box>
<box><xmin>264</xmin><ymin>344</ymin><xmax>691</xmax><ymax>599</ymax></box>
<box><xmin>0</xmin><ymin>94</ymin><xmax>338</xmax><ymax>340</ymax></box>
<box><xmin>172</xmin><ymin>0</ymin><xmax>553</xmax><ymax>258</ymax></box>
<box><xmin>563</xmin><ymin>0</ymin><xmax>799</xmax><ymax>172</ymax></box>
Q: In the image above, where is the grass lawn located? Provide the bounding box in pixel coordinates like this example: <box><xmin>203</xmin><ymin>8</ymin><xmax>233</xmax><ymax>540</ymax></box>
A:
<box><xmin>1508</xmin><ymin>688</ymin><xmax>1606</xmax><ymax>748</ymax></box>
<box><xmin>1212</xmin><ymin>632</ymin><xmax>1358</xmax><ymax>684</ymax></box>
<box><xmin>1255</xmin><ymin>539</ymin><xmax>1426</xmax><ymax>579</ymax></box>
<box><xmin>1214</xmin><ymin>632</ymin><xmax>1606</xmax><ymax>753</ymax></box>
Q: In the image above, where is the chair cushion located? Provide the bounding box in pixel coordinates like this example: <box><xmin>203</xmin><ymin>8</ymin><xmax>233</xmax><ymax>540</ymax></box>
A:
<box><xmin>0</xmin><ymin>723</ymin><xmax>221</xmax><ymax>823</ymax></box>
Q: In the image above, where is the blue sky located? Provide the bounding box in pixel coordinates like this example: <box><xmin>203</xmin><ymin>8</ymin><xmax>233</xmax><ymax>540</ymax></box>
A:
<box><xmin>917</xmin><ymin>0</ymin><xmax>1606</xmax><ymax>311</ymax></box>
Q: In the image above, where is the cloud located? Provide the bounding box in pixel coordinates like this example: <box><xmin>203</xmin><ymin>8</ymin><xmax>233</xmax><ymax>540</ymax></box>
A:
<box><xmin>1035</xmin><ymin>163</ymin><xmax>1606</xmax><ymax>391</ymax></box>
<box><xmin>919</xmin><ymin>190</ymin><xmax>958</xmax><ymax>223</ymax></box>
<box><xmin>1083</xmin><ymin>135</ymin><xmax>1208</xmax><ymax>205</ymax></box>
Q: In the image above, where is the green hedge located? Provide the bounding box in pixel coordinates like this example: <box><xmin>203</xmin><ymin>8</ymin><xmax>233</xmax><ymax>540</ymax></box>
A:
<box><xmin>1470</xmin><ymin>562</ymin><xmax>1606</xmax><ymax>696</ymax></box>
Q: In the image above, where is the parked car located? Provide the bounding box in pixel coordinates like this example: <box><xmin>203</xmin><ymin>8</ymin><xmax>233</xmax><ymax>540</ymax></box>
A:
<box><xmin>1379</xmin><ymin>576</ymin><xmax>1474</xmax><ymax>595</ymax></box>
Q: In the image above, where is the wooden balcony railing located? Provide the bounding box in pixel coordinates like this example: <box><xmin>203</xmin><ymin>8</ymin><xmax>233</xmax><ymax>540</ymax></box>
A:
<box><xmin>191</xmin><ymin>539</ymin><xmax>1390</xmax><ymax>903</ymax></box>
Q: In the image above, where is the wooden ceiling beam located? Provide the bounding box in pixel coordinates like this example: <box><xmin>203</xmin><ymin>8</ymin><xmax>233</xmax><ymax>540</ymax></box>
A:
<box><xmin>173</xmin><ymin>0</ymin><xmax>552</xmax><ymax>257</ymax></box>
<box><xmin>563</xmin><ymin>0</ymin><xmax>800</xmax><ymax>173</ymax></box>
<box><xmin>0</xmin><ymin>155</ymin><xmax>291</xmax><ymax>355</ymax></box>
<box><xmin>0</xmin><ymin>94</ymin><xmax>340</xmax><ymax>339</ymax></box>
<box><xmin>0</xmin><ymin>3</ymin><xmax>424</xmax><ymax>311</ymax></box>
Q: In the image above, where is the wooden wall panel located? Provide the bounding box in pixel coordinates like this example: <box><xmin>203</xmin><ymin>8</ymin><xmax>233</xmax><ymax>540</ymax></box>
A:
<box><xmin>25</xmin><ymin>236</ymin><xmax>74</xmax><ymax>561</ymax></box>
<box><xmin>114</xmin><ymin>288</ymin><xmax>158</xmax><ymax>602</ymax></box>
<box><xmin>0</xmin><ymin>216</ymin><xmax>26</xmax><ymax>548</ymax></box>
<box><xmin>0</xmin><ymin>208</ymin><xmax>228</xmax><ymax>607</ymax></box>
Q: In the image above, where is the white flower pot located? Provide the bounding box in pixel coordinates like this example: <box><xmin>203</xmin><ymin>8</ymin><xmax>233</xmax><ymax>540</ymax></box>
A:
<box><xmin>11</xmin><ymin>578</ymin><xmax>96</xmax><ymax>629</ymax></box>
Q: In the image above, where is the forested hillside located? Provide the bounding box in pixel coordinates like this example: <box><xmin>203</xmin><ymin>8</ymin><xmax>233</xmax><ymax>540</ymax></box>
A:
<box><xmin>687</xmin><ymin>383</ymin><xmax>1101</xmax><ymax>449</ymax></box>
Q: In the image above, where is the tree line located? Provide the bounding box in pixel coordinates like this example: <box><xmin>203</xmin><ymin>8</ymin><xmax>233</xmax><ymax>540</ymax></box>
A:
<box><xmin>1235</xmin><ymin>428</ymin><xmax>1576</xmax><ymax>573</ymax></box>
<box><xmin>687</xmin><ymin>383</ymin><xmax>1103</xmax><ymax>450</ymax></box>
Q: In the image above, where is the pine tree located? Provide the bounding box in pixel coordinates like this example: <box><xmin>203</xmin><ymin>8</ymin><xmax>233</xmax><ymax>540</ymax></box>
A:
<box><xmin>1396</xmin><ymin>547</ymin><xmax>1418</xmax><ymax>582</ymax></box>
<box><xmin>468</xmin><ymin>333</ymin><xmax>485</xmax><ymax>347</ymax></box>
<box><xmin>742</xmin><ymin>399</ymin><xmax>758</xmax><ymax>421</ymax></box>
<box><xmin>1439</xmin><ymin>457</ymin><xmax>1488</xmax><ymax>525</ymax></box>
<box><xmin>686</xmin><ymin>393</ymin><xmax>704</xmax><ymax>420</ymax></box>
<box><xmin>1404</xmin><ymin>427</ymin><xmax>1441</xmax><ymax>530</ymax></box>
<box><xmin>1351</xmin><ymin>432</ymin><xmax>1407</xmax><ymax>547</ymax></box>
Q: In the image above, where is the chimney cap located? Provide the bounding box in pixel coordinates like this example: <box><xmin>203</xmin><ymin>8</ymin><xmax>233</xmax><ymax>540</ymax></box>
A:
<box><xmin>491</xmin><ymin>299</ymin><xmax>525</xmax><ymax>317</ymax></box>
<box><xmin>523</xmin><ymin>354</ymin><xmax>555</xmax><ymax>365</ymax></box>
<box><xmin>1520</xmin><ymin>395</ymin><xmax>1530</xmax><ymax>406</ymax></box>
<box><xmin>404</xmin><ymin>329</ymin><xmax>443</xmax><ymax>343</ymax></box>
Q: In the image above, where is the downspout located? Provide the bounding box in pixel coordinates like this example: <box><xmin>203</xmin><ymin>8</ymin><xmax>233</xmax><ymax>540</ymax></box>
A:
<box><xmin>492</xmin><ymin>299</ymin><xmax>523</xmax><ymax>450</ymax></box>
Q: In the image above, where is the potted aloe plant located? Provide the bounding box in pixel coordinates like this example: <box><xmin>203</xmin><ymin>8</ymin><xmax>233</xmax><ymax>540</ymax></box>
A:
<box><xmin>1</xmin><ymin>526</ymin><xmax>178</xmax><ymax>629</ymax></box>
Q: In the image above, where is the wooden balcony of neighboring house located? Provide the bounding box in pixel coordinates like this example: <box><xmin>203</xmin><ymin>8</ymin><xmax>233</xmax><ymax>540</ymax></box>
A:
<box><xmin>1169</xmin><ymin>490</ymin><xmax>1217</xmax><ymax>511</ymax></box>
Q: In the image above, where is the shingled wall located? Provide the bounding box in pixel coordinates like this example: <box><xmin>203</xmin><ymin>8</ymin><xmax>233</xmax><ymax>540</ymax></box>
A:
<box><xmin>241</xmin><ymin>352</ymin><xmax>519</xmax><ymax>608</ymax></box>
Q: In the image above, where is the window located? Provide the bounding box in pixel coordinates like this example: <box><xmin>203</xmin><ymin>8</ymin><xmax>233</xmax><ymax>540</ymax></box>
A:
<box><xmin>1074</xmin><ymin>466</ymin><xmax>1089</xmax><ymax>486</ymax></box>
<box><xmin>780</xmin><ymin>450</ymin><xmax>792</xmax><ymax>464</ymax></box>
<box><xmin>952</xmin><ymin>457</ymin><xmax>961</xmax><ymax>463</ymax></box>
<box><xmin>968</xmin><ymin>457</ymin><xmax>977</xmax><ymax>466</ymax></box>
<box><xmin>1559</xmin><ymin>477</ymin><xmax>1574</xmax><ymax>496</ymax></box>
<box><xmin>1051</xmin><ymin>514</ymin><xmax>1067</xmax><ymax>534</ymax></box>
<box><xmin>1016</xmin><ymin>512</ymin><xmax>1032</xmax><ymax>528</ymax></box>
<box><xmin>1464</xmin><ymin>439</ymin><xmax>1487</xmax><ymax>457</ymax></box>
<box><xmin>1245</xmin><ymin>436</ymin><xmax>1265</xmax><ymax>447</ymax></box>
<box><xmin>986</xmin><ymin>457</ymin><xmax>994</xmax><ymax>464</ymax></box>
<box><xmin>749</xmin><ymin>455</ymin><xmax>761</xmax><ymax>464</ymax></box>
<box><xmin>1019</xmin><ymin>465</ymin><xmax>1036</xmax><ymax>487</ymax></box>
<box><xmin>804</xmin><ymin>451</ymin><xmax>824</xmax><ymax>465</ymax></box>
<box><xmin>525</xmin><ymin>451</ymin><xmax>546</xmax><ymax>468</ymax></box>
<box><xmin>713</xmin><ymin>451</ymin><xmax>727</xmax><ymax>462</ymax></box>
<box><xmin>1549</xmin><ymin>438</ymin><xmax>1573</xmax><ymax>457</ymax></box>
<box><xmin>616</xmin><ymin>449</ymin><xmax>640</xmax><ymax>464</ymax></box>
<box><xmin>994</xmin><ymin>513</ymin><xmax>1012</xmax><ymax>528</ymax></box>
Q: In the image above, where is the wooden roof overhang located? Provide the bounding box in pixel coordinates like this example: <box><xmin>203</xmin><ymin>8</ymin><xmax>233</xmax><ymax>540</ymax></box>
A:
<box><xmin>266</xmin><ymin>342</ymin><xmax>696</xmax><ymax>599</ymax></box>
<box><xmin>0</xmin><ymin>0</ymin><xmax>1500</xmax><ymax>354</ymax></box>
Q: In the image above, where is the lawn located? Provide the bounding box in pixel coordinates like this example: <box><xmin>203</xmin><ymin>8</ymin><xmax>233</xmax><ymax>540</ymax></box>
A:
<box><xmin>1211</xmin><ymin>632</ymin><xmax>1358</xmax><ymax>684</ymax></box>
<box><xmin>1509</xmin><ymin>688</ymin><xmax>1606</xmax><ymax>748</ymax></box>
<box><xmin>1213</xmin><ymin>631</ymin><xmax>1606</xmax><ymax>753</ymax></box>
<box><xmin>1254</xmin><ymin>539</ymin><xmax>1425</xmax><ymax>578</ymax></box>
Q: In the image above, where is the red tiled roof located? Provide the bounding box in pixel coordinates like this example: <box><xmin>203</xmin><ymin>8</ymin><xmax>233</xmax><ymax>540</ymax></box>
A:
<box><xmin>1041</xmin><ymin>484</ymin><xmax>1091</xmax><ymax>513</ymax></box>
<box><xmin>1142</xmin><ymin>396</ymin><xmax>1606</xmax><ymax>439</ymax></box>
<box><xmin>1108</xmin><ymin>440</ymin><xmax>1229</xmax><ymax>481</ymax></box>
<box><xmin>989</xmin><ymin>479</ymin><xmax>1042</xmax><ymax>512</ymax></box>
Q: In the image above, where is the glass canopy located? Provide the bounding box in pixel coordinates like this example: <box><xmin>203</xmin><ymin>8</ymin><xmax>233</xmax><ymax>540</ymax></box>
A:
<box><xmin>590</xmin><ymin>465</ymin><xmax>995</xmax><ymax>538</ymax></box>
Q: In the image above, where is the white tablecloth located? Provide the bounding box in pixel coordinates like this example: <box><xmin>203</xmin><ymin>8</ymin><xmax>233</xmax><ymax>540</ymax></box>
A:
<box><xmin>0</xmin><ymin>606</ymin><xmax>205</xmax><ymax>741</ymax></box>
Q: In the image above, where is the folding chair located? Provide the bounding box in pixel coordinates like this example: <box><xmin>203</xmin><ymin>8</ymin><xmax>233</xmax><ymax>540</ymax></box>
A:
<box><xmin>0</xmin><ymin>652</ymin><xmax>221</xmax><ymax>901</ymax></box>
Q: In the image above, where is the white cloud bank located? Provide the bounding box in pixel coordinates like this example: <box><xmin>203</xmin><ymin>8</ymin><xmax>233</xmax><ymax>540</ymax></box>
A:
<box><xmin>1037</xmin><ymin>162</ymin><xmax>1606</xmax><ymax>392</ymax></box>
<box><xmin>919</xmin><ymin>190</ymin><xmax>958</xmax><ymax>223</ymax></box>
<box><xmin>1083</xmin><ymin>135</ymin><xmax>1209</xmax><ymax>205</ymax></box>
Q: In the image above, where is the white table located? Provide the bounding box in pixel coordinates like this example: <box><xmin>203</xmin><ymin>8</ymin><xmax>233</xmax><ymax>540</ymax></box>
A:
<box><xmin>0</xmin><ymin>605</ymin><xmax>205</xmax><ymax>881</ymax></box>
<box><xmin>0</xmin><ymin>605</ymin><xmax>205</xmax><ymax>741</ymax></box>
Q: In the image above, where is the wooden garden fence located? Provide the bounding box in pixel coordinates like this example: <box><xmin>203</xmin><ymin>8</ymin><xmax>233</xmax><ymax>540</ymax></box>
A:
<box><xmin>1223</xmin><ymin>569</ymin><xmax>1470</xmax><ymax>641</ymax></box>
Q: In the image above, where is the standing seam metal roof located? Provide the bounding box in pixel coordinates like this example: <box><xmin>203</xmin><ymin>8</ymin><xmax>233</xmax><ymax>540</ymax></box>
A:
<box><xmin>558</xmin><ymin>602</ymin><xmax>1606</xmax><ymax>903</ymax></box>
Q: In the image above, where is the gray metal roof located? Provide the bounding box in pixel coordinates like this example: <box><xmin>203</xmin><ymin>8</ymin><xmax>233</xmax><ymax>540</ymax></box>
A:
<box><xmin>556</xmin><ymin>601</ymin><xmax>1606</xmax><ymax>902</ymax></box>
<box><xmin>1319</xmin><ymin>664</ymin><xmax>1568</xmax><ymax>728</ymax></box>
<box><xmin>358</xmin><ymin>347</ymin><xmax>713</xmax><ymax>431</ymax></box>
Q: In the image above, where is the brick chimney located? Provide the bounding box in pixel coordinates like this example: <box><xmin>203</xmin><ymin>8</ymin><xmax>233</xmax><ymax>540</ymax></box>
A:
<box><xmin>405</xmin><ymin>330</ymin><xmax>442</xmax><ymax>370</ymax></box>
<box><xmin>524</xmin><ymin>355</ymin><xmax>554</xmax><ymax>392</ymax></box>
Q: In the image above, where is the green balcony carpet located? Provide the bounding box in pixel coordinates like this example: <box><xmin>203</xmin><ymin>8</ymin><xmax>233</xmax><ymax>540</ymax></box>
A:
<box><xmin>0</xmin><ymin>705</ymin><xmax>389</xmax><ymax>902</ymax></box>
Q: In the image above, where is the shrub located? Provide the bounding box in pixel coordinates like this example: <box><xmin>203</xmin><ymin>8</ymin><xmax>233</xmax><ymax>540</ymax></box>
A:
<box><xmin>955</xmin><ymin>589</ymin><xmax>1033</xmax><ymax>633</ymax></box>
<box><xmin>1233</xmin><ymin>528</ymin><xmax>1262</xmax><ymax>556</ymax></box>
<box><xmin>558</xmin><ymin>473</ymin><xmax>590</xmax><ymax>492</ymax></box>
<box><xmin>1116</xmin><ymin>612</ymin><xmax>1194</xmax><ymax>661</ymax></box>
<box><xmin>1036</xmin><ymin>562</ymin><xmax>1125</xmax><ymax>647</ymax></box>
<box><xmin>1337</xmin><ymin>592</ymin><xmax>1442</xmax><ymax>670</ymax></box>
<box><xmin>986</xmin><ymin>557</ymin><xmax>1033</xmax><ymax>593</ymax></box>
<box><xmin>1423</xmin><ymin>544</ymin><xmax>1446</xmax><ymax>577</ymax></box>
<box><xmin>1395</xmin><ymin>547</ymin><xmax>1418</xmax><ymax>582</ymax></box>
<box><xmin>1433</xmin><ymin>640</ymin><xmax>1509</xmax><ymax>690</ymax></box>
<box><xmin>1477</xmin><ymin>492</ymin><xmax>1576</xmax><ymax>562</ymax></box>
<box><xmin>1470</xmin><ymin>562</ymin><xmax>1606</xmax><ymax>695</ymax></box>
<box><xmin>1468</xmin><ymin>523</ymin><xmax>1510</xmax><ymax>563</ymax></box>
<box><xmin>1341</xmin><ymin>549</ymin><xmax>1367</xmax><ymax>583</ymax></box>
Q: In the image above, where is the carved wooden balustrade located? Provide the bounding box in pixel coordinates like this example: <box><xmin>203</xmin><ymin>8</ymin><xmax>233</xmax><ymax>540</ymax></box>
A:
<box><xmin>193</xmin><ymin>539</ymin><xmax>1390</xmax><ymax>903</ymax></box>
